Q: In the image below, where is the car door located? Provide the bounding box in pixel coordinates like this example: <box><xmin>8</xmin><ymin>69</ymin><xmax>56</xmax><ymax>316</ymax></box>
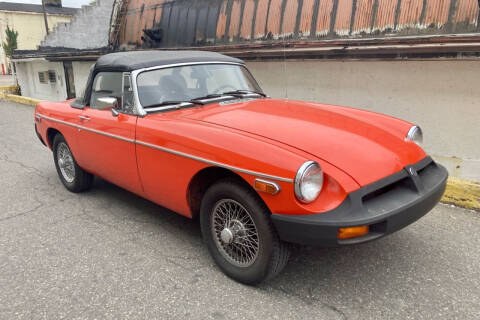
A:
<box><xmin>76</xmin><ymin>71</ymin><xmax>143</xmax><ymax>195</ymax></box>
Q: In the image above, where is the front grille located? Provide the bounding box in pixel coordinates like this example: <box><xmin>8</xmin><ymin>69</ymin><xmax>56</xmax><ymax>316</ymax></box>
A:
<box><xmin>361</xmin><ymin>158</ymin><xmax>438</xmax><ymax>215</ymax></box>
<box><xmin>417</xmin><ymin>161</ymin><xmax>440</xmax><ymax>189</ymax></box>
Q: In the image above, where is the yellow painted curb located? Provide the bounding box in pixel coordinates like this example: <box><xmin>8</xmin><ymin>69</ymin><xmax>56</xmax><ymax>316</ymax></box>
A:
<box><xmin>4</xmin><ymin>94</ymin><xmax>43</xmax><ymax>106</ymax></box>
<box><xmin>0</xmin><ymin>85</ymin><xmax>19</xmax><ymax>90</ymax></box>
<box><xmin>0</xmin><ymin>85</ymin><xmax>19</xmax><ymax>98</ymax></box>
<box><xmin>442</xmin><ymin>177</ymin><xmax>480</xmax><ymax>210</ymax></box>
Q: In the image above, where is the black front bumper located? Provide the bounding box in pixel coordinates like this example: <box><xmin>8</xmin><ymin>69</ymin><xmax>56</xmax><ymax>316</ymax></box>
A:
<box><xmin>271</xmin><ymin>157</ymin><xmax>448</xmax><ymax>246</ymax></box>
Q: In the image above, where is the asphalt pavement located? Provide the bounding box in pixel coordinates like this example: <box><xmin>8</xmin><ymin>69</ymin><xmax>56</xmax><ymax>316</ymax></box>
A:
<box><xmin>0</xmin><ymin>101</ymin><xmax>479</xmax><ymax>319</ymax></box>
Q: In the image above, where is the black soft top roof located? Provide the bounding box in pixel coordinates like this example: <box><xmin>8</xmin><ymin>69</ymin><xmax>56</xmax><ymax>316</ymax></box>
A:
<box><xmin>95</xmin><ymin>50</ymin><xmax>244</xmax><ymax>72</ymax></box>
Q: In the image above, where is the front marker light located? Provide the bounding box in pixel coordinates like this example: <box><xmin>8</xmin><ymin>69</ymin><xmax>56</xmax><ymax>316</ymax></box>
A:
<box><xmin>338</xmin><ymin>225</ymin><xmax>369</xmax><ymax>240</ymax></box>
<box><xmin>406</xmin><ymin>125</ymin><xmax>423</xmax><ymax>145</ymax></box>
<box><xmin>294</xmin><ymin>161</ymin><xmax>324</xmax><ymax>203</ymax></box>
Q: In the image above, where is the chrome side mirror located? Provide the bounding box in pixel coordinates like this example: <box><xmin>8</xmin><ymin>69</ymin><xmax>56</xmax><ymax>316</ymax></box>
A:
<box><xmin>96</xmin><ymin>97</ymin><xmax>120</xmax><ymax>117</ymax></box>
<box><xmin>96</xmin><ymin>96</ymin><xmax>118</xmax><ymax>108</ymax></box>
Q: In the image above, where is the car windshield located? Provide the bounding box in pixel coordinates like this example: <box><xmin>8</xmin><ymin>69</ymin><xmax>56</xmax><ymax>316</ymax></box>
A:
<box><xmin>136</xmin><ymin>64</ymin><xmax>263</xmax><ymax>108</ymax></box>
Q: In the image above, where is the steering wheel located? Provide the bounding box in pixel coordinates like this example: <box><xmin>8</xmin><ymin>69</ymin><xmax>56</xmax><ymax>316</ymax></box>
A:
<box><xmin>212</xmin><ymin>85</ymin><xmax>237</xmax><ymax>94</ymax></box>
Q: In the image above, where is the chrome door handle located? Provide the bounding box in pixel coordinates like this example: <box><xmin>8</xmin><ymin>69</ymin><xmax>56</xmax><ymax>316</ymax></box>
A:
<box><xmin>78</xmin><ymin>116</ymin><xmax>90</xmax><ymax>121</ymax></box>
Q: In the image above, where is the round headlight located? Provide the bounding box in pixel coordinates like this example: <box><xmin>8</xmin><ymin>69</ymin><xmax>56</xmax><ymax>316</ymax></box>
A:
<box><xmin>406</xmin><ymin>125</ymin><xmax>423</xmax><ymax>144</ymax></box>
<box><xmin>294</xmin><ymin>161</ymin><xmax>324</xmax><ymax>203</ymax></box>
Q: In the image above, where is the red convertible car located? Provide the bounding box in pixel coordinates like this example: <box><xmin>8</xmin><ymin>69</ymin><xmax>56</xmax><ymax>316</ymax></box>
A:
<box><xmin>34</xmin><ymin>51</ymin><xmax>448</xmax><ymax>284</ymax></box>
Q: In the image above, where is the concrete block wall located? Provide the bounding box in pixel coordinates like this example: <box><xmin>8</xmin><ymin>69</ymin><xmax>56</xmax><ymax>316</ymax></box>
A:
<box><xmin>72</xmin><ymin>61</ymin><xmax>95</xmax><ymax>97</ymax></box>
<box><xmin>247</xmin><ymin>59</ymin><xmax>480</xmax><ymax>183</ymax></box>
<box><xmin>40</xmin><ymin>0</ymin><xmax>115</xmax><ymax>49</ymax></box>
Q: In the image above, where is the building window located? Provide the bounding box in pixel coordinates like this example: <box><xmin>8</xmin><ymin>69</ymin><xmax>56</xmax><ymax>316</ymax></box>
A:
<box><xmin>38</xmin><ymin>70</ymin><xmax>57</xmax><ymax>84</ymax></box>
<box><xmin>48</xmin><ymin>70</ymin><xmax>56</xmax><ymax>83</ymax></box>
<box><xmin>38</xmin><ymin>72</ymin><xmax>47</xmax><ymax>84</ymax></box>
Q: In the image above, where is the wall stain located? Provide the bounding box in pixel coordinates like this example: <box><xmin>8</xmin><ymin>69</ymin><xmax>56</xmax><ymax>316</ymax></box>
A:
<box><xmin>117</xmin><ymin>0</ymin><xmax>480</xmax><ymax>49</ymax></box>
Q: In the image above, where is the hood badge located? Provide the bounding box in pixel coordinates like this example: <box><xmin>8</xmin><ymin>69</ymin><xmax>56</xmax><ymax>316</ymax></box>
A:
<box><xmin>408</xmin><ymin>167</ymin><xmax>417</xmax><ymax>176</ymax></box>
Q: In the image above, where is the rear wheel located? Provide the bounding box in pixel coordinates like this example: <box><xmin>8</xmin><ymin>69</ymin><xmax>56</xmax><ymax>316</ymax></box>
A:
<box><xmin>200</xmin><ymin>179</ymin><xmax>290</xmax><ymax>285</ymax></box>
<box><xmin>53</xmin><ymin>134</ymin><xmax>93</xmax><ymax>193</ymax></box>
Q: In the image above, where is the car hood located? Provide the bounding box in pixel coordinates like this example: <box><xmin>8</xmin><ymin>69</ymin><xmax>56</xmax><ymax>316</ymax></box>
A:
<box><xmin>184</xmin><ymin>98</ymin><xmax>426</xmax><ymax>186</ymax></box>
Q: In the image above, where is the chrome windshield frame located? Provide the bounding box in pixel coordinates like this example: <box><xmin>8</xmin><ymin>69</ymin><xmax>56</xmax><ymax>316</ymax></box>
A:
<box><xmin>130</xmin><ymin>61</ymin><xmax>251</xmax><ymax>116</ymax></box>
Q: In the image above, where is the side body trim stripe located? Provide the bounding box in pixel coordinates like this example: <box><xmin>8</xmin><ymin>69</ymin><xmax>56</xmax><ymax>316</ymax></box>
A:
<box><xmin>37</xmin><ymin>114</ymin><xmax>294</xmax><ymax>183</ymax></box>
<box><xmin>38</xmin><ymin>114</ymin><xmax>135</xmax><ymax>143</ymax></box>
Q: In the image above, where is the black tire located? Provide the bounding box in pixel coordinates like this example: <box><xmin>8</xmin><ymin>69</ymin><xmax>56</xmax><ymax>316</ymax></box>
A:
<box><xmin>52</xmin><ymin>134</ymin><xmax>93</xmax><ymax>193</ymax></box>
<box><xmin>200</xmin><ymin>179</ymin><xmax>290</xmax><ymax>285</ymax></box>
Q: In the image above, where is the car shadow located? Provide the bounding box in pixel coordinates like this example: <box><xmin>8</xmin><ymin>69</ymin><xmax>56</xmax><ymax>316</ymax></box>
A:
<box><xmin>87</xmin><ymin>177</ymin><xmax>203</xmax><ymax>244</ymax></box>
<box><xmin>88</xmin><ymin>176</ymin><xmax>435</xmax><ymax>297</ymax></box>
<box><xmin>261</xmin><ymin>228</ymin><xmax>438</xmax><ymax>306</ymax></box>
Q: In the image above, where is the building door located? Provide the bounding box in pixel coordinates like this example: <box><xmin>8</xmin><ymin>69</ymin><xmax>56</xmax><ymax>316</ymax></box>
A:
<box><xmin>63</xmin><ymin>61</ymin><xmax>76</xmax><ymax>99</ymax></box>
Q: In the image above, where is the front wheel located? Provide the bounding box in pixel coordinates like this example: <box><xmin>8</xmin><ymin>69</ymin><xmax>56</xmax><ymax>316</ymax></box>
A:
<box><xmin>200</xmin><ymin>179</ymin><xmax>290</xmax><ymax>285</ymax></box>
<box><xmin>53</xmin><ymin>134</ymin><xmax>93</xmax><ymax>193</ymax></box>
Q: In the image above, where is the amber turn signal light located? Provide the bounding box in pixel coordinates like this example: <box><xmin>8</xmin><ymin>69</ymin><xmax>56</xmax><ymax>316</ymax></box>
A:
<box><xmin>338</xmin><ymin>225</ymin><xmax>369</xmax><ymax>240</ymax></box>
<box><xmin>254</xmin><ymin>179</ymin><xmax>280</xmax><ymax>195</ymax></box>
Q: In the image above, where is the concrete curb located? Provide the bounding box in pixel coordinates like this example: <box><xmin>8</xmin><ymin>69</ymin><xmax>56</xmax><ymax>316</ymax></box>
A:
<box><xmin>0</xmin><ymin>85</ymin><xmax>19</xmax><ymax>90</ymax></box>
<box><xmin>4</xmin><ymin>94</ymin><xmax>43</xmax><ymax>106</ymax></box>
<box><xmin>0</xmin><ymin>85</ymin><xmax>20</xmax><ymax>98</ymax></box>
<box><xmin>442</xmin><ymin>177</ymin><xmax>480</xmax><ymax>211</ymax></box>
<box><xmin>2</xmin><ymin>95</ymin><xmax>479</xmax><ymax>211</ymax></box>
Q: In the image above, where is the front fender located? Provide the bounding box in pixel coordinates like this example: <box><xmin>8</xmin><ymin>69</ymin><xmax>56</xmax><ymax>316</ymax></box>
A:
<box><xmin>135</xmin><ymin>115</ymin><xmax>358</xmax><ymax>216</ymax></box>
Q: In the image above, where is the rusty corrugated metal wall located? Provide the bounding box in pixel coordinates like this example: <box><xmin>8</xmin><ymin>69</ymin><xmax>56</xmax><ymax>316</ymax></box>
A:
<box><xmin>117</xmin><ymin>0</ymin><xmax>480</xmax><ymax>48</ymax></box>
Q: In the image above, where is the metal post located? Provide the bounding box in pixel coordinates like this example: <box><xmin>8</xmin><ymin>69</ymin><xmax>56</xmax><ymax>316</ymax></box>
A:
<box><xmin>42</xmin><ymin>0</ymin><xmax>49</xmax><ymax>35</ymax></box>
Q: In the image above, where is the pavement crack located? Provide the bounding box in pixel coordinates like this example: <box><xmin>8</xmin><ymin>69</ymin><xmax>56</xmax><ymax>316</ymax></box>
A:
<box><xmin>0</xmin><ymin>154</ymin><xmax>47</xmax><ymax>178</ymax></box>
<box><xmin>0</xmin><ymin>201</ymin><xmax>44</xmax><ymax>222</ymax></box>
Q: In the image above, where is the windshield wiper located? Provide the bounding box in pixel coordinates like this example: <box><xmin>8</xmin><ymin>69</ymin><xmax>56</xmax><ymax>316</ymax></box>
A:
<box><xmin>143</xmin><ymin>100</ymin><xmax>203</xmax><ymax>109</ymax></box>
<box><xmin>190</xmin><ymin>94</ymin><xmax>226</xmax><ymax>102</ymax></box>
<box><xmin>221</xmin><ymin>90</ymin><xmax>266</xmax><ymax>97</ymax></box>
<box><xmin>144</xmin><ymin>90</ymin><xmax>265</xmax><ymax>110</ymax></box>
<box><xmin>190</xmin><ymin>90</ymin><xmax>266</xmax><ymax>103</ymax></box>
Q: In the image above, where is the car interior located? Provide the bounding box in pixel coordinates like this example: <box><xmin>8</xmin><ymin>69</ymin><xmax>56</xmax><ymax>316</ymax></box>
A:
<box><xmin>90</xmin><ymin>72</ymin><xmax>123</xmax><ymax>110</ymax></box>
<box><xmin>138</xmin><ymin>67</ymin><xmax>205</xmax><ymax>107</ymax></box>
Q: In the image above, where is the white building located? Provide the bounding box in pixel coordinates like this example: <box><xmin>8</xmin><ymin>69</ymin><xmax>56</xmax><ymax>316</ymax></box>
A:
<box><xmin>12</xmin><ymin>0</ymin><xmax>114</xmax><ymax>101</ymax></box>
<box><xmin>0</xmin><ymin>0</ymin><xmax>77</xmax><ymax>74</ymax></box>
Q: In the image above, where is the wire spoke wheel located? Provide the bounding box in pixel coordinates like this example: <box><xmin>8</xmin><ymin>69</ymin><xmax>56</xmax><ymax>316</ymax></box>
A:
<box><xmin>57</xmin><ymin>142</ymin><xmax>75</xmax><ymax>183</ymax></box>
<box><xmin>211</xmin><ymin>199</ymin><xmax>259</xmax><ymax>267</ymax></box>
<box><xmin>201</xmin><ymin>180</ymin><xmax>290</xmax><ymax>284</ymax></box>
